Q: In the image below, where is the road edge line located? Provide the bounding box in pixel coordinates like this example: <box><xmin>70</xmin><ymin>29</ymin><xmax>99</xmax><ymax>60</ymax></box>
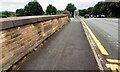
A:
<box><xmin>80</xmin><ymin>18</ymin><xmax>105</xmax><ymax>71</ymax></box>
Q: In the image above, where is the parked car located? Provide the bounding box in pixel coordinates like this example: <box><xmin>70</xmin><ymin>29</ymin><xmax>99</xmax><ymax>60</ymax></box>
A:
<box><xmin>84</xmin><ymin>14</ymin><xmax>89</xmax><ymax>18</ymax></box>
<box><xmin>101</xmin><ymin>15</ymin><xmax>105</xmax><ymax>18</ymax></box>
<box><xmin>97</xmin><ymin>15</ymin><xmax>100</xmax><ymax>18</ymax></box>
<box><xmin>90</xmin><ymin>15</ymin><xmax>93</xmax><ymax>18</ymax></box>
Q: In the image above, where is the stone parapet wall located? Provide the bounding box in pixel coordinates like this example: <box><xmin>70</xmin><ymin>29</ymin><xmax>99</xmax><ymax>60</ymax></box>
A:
<box><xmin>0</xmin><ymin>14</ymin><xmax>69</xmax><ymax>70</ymax></box>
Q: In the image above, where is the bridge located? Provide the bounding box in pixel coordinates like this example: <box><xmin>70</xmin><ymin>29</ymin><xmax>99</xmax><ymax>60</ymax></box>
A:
<box><xmin>0</xmin><ymin>14</ymin><xmax>119</xmax><ymax>72</ymax></box>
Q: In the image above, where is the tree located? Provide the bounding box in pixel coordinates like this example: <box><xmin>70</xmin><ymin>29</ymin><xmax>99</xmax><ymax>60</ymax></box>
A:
<box><xmin>24</xmin><ymin>0</ymin><xmax>44</xmax><ymax>16</ymax></box>
<box><xmin>57</xmin><ymin>10</ymin><xmax>64</xmax><ymax>14</ymax></box>
<box><xmin>0</xmin><ymin>11</ymin><xmax>15</xmax><ymax>18</ymax></box>
<box><xmin>1</xmin><ymin>11</ymin><xmax>11</xmax><ymax>18</ymax></box>
<box><xmin>16</xmin><ymin>9</ymin><xmax>25</xmax><ymax>16</ymax></box>
<box><xmin>52</xmin><ymin>6</ymin><xmax>57</xmax><ymax>15</ymax></box>
<box><xmin>65</xmin><ymin>3</ymin><xmax>76</xmax><ymax>17</ymax></box>
<box><xmin>87</xmin><ymin>7</ymin><xmax>93</xmax><ymax>15</ymax></box>
<box><xmin>79</xmin><ymin>9</ymin><xmax>88</xmax><ymax>16</ymax></box>
<box><xmin>105</xmin><ymin>2</ymin><xmax>120</xmax><ymax>18</ymax></box>
<box><xmin>4</xmin><ymin>11</ymin><xmax>11</xmax><ymax>17</ymax></box>
<box><xmin>92</xmin><ymin>2</ymin><xmax>104</xmax><ymax>15</ymax></box>
<box><xmin>100</xmin><ymin>4</ymin><xmax>106</xmax><ymax>15</ymax></box>
<box><xmin>46</xmin><ymin>4</ymin><xmax>57</xmax><ymax>15</ymax></box>
<box><xmin>78</xmin><ymin>1</ymin><xmax>120</xmax><ymax>18</ymax></box>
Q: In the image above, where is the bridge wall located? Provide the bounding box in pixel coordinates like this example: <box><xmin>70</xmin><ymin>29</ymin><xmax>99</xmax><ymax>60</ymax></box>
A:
<box><xmin>0</xmin><ymin>14</ymin><xmax>69</xmax><ymax>70</ymax></box>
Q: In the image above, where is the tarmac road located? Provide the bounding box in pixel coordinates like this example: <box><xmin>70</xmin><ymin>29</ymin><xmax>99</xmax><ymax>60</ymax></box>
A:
<box><xmin>84</xmin><ymin>18</ymin><xmax>119</xmax><ymax>59</ymax></box>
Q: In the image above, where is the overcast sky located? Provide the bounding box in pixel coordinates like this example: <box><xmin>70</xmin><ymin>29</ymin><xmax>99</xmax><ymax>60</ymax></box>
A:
<box><xmin>0</xmin><ymin>0</ymin><xmax>105</xmax><ymax>12</ymax></box>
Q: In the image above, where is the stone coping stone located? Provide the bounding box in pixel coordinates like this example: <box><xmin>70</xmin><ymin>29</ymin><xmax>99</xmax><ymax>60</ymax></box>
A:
<box><xmin>0</xmin><ymin>14</ymin><xmax>68</xmax><ymax>30</ymax></box>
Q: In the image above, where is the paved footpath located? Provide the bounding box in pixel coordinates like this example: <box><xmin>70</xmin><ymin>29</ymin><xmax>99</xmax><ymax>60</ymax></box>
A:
<box><xmin>19</xmin><ymin>18</ymin><xmax>99</xmax><ymax>70</ymax></box>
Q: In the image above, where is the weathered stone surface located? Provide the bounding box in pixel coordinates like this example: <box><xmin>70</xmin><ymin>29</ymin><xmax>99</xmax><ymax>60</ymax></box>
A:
<box><xmin>0</xmin><ymin>14</ymin><xmax>68</xmax><ymax>30</ymax></box>
<box><xmin>0</xmin><ymin>15</ymin><xmax>69</xmax><ymax>71</ymax></box>
<box><xmin>0</xmin><ymin>21</ymin><xmax>14</xmax><ymax>30</ymax></box>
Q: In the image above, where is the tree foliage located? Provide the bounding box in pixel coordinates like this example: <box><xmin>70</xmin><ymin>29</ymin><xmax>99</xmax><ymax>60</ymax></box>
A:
<box><xmin>65</xmin><ymin>3</ymin><xmax>76</xmax><ymax>17</ymax></box>
<box><xmin>87</xmin><ymin>7</ymin><xmax>93</xmax><ymax>15</ymax></box>
<box><xmin>79</xmin><ymin>9</ymin><xmax>88</xmax><ymax>16</ymax></box>
<box><xmin>24</xmin><ymin>0</ymin><xmax>44</xmax><ymax>15</ymax></box>
<box><xmin>105</xmin><ymin>2</ymin><xmax>120</xmax><ymax>18</ymax></box>
<box><xmin>79</xmin><ymin>1</ymin><xmax>120</xmax><ymax>18</ymax></box>
<box><xmin>46</xmin><ymin>4</ymin><xmax>57</xmax><ymax>15</ymax></box>
<box><xmin>4</xmin><ymin>11</ymin><xmax>10</xmax><ymax>17</ymax></box>
<box><xmin>57</xmin><ymin>10</ymin><xmax>64</xmax><ymax>14</ymax></box>
<box><xmin>79</xmin><ymin>7</ymin><xmax>93</xmax><ymax>16</ymax></box>
<box><xmin>0</xmin><ymin>11</ymin><xmax>15</xmax><ymax>18</ymax></box>
<box><xmin>16</xmin><ymin>9</ymin><xmax>25</xmax><ymax>16</ymax></box>
<box><xmin>16</xmin><ymin>0</ymin><xmax>44</xmax><ymax>16</ymax></box>
<box><xmin>92</xmin><ymin>2</ymin><xmax>104</xmax><ymax>15</ymax></box>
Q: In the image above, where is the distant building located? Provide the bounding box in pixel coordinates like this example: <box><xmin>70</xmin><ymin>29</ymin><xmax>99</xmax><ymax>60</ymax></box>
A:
<box><xmin>74</xmin><ymin>10</ymin><xmax>79</xmax><ymax>18</ymax></box>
